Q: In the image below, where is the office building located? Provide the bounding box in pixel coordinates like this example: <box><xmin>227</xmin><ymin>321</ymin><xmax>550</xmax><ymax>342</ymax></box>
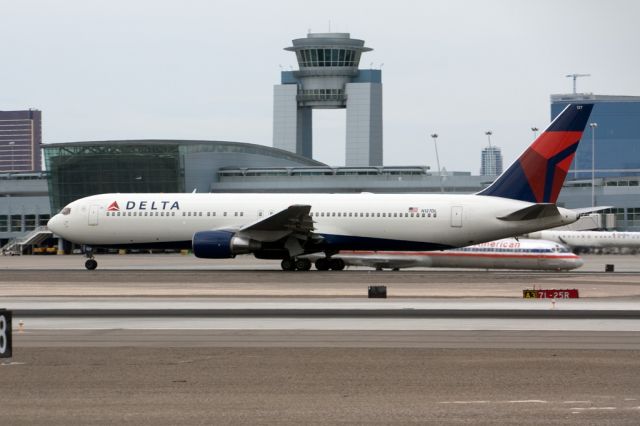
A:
<box><xmin>551</xmin><ymin>94</ymin><xmax>640</xmax><ymax>179</ymax></box>
<box><xmin>0</xmin><ymin>109</ymin><xmax>42</xmax><ymax>172</ymax></box>
<box><xmin>480</xmin><ymin>146</ymin><xmax>503</xmax><ymax>177</ymax></box>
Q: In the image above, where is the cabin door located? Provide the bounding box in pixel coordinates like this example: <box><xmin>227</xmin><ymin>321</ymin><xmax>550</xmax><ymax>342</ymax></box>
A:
<box><xmin>450</xmin><ymin>206</ymin><xmax>463</xmax><ymax>228</ymax></box>
<box><xmin>88</xmin><ymin>205</ymin><xmax>99</xmax><ymax>226</ymax></box>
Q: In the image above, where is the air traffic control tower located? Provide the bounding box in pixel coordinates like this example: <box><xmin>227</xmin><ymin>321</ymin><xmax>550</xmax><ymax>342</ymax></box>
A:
<box><xmin>273</xmin><ymin>33</ymin><xmax>382</xmax><ymax>166</ymax></box>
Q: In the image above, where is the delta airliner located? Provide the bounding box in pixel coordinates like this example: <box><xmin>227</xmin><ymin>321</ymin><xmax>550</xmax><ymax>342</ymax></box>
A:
<box><xmin>47</xmin><ymin>104</ymin><xmax>594</xmax><ymax>270</ymax></box>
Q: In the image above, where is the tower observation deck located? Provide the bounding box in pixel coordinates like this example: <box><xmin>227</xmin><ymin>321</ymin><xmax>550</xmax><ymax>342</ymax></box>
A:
<box><xmin>273</xmin><ymin>33</ymin><xmax>382</xmax><ymax>166</ymax></box>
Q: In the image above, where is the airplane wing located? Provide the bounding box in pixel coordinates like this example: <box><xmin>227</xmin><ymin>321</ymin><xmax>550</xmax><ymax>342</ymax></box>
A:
<box><xmin>240</xmin><ymin>204</ymin><xmax>314</xmax><ymax>233</ymax></box>
<box><xmin>210</xmin><ymin>205</ymin><xmax>316</xmax><ymax>251</ymax></box>
<box><xmin>497</xmin><ymin>203</ymin><xmax>560</xmax><ymax>221</ymax></box>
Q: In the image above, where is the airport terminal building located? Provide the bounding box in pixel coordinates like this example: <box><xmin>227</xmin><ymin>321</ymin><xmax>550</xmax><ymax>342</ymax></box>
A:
<box><xmin>2</xmin><ymin>31</ymin><xmax>640</xmax><ymax>250</ymax></box>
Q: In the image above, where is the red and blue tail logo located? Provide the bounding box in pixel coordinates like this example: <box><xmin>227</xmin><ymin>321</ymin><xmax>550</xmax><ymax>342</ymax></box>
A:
<box><xmin>478</xmin><ymin>103</ymin><xmax>593</xmax><ymax>203</ymax></box>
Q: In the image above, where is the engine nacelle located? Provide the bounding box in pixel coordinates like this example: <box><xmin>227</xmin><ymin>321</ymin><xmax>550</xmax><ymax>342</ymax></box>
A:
<box><xmin>192</xmin><ymin>230</ymin><xmax>261</xmax><ymax>259</ymax></box>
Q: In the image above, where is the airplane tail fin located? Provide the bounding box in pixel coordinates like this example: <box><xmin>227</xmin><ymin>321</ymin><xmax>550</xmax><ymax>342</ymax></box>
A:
<box><xmin>477</xmin><ymin>103</ymin><xmax>594</xmax><ymax>203</ymax></box>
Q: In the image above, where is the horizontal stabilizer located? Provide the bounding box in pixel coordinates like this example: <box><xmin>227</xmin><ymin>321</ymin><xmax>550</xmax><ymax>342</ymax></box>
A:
<box><xmin>498</xmin><ymin>204</ymin><xmax>560</xmax><ymax>221</ymax></box>
<box><xmin>571</xmin><ymin>206</ymin><xmax>614</xmax><ymax>215</ymax></box>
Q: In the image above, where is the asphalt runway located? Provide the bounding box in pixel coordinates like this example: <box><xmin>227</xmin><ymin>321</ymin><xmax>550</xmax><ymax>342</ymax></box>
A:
<box><xmin>3</xmin><ymin>347</ymin><xmax>640</xmax><ymax>425</ymax></box>
<box><xmin>2</xmin><ymin>255</ymin><xmax>640</xmax><ymax>424</ymax></box>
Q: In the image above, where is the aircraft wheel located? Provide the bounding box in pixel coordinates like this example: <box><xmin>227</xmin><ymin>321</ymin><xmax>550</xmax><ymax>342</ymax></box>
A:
<box><xmin>392</xmin><ymin>267</ymin><xmax>400</xmax><ymax>271</ymax></box>
<box><xmin>375</xmin><ymin>266</ymin><xmax>383</xmax><ymax>271</ymax></box>
<box><xmin>85</xmin><ymin>258</ymin><xmax>98</xmax><ymax>270</ymax></box>
<box><xmin>281</xmin><ymin>258</ymin><xmax>296</xmax><ymax>271</ymax></box>
<box><xmin>295</xmin><ymin>258</ymin><xmax>312</xmax><ymax>271</ymax></box>
<box><xmin>315</xmin><ymin>257</ymin><xmax>330</xmax><ymax>271</ymax></box>
<box><xmin>329</xmin><ymin>258</ymin><xmax>345</xmax><ymax>271</ymax></box>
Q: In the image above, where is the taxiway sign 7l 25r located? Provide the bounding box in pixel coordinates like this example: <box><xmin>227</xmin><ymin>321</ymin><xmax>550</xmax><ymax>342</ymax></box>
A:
<box><xmin>47</xmin><ymin>104</ymin><xmax>594</xmax><ymax>270</ymax></box>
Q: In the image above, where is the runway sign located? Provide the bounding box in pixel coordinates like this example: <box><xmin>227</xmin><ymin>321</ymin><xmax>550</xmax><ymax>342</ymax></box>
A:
<box><xmin>0</xmin><ymin>309</ymin><xmax>12</xmax><ymax>358</ymax></box>
<box><xmin>523</xmin><ymin>289</ymin><xmax>579</xmax><ymax>299</ymax></box>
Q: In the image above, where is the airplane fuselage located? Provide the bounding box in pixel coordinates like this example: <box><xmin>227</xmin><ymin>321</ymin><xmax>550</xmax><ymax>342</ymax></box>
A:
<box><xmin>323</xmin><ymin>238</ymin><xmax>583</xmax><ymax>271</ymax></box>
<box><xmin>49</xmin><ymin>192</ymin><xmax>577</xmax><ymax>253</ymax></box>
<box><xmin>527</xmin><ymin>230</ymin><xmax>640</xmax><ymax>249</ymax></box>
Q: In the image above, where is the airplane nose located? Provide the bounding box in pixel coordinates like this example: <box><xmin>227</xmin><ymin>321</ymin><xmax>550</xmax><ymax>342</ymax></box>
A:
<box><xmin>47</xmin><ymin>214</ymin><xmax>62</xmax><ymax>234</ymax></box>
<box><xmin>574</xmin><ymin>256</ymin><xmax>585</xmax><ymax>269</ymax></box>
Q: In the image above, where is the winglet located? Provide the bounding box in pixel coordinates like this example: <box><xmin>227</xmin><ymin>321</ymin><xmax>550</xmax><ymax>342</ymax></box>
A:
<box><xmin>478</xmin><ymin>103</ymin><xmax>594</xmax><ymax>203</ymax></box>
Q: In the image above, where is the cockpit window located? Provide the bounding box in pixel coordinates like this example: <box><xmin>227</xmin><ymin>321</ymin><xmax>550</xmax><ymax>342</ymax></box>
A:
<box><xmin>61</xmin><ymin>207</ymin><xmax>71</xmax><ymax>215</ymax></box>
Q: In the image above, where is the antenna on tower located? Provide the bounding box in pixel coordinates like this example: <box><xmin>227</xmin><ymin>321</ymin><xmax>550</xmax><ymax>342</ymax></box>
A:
<box><xmin>565</xmin><ymin>73</ymin><xmax>591</xmax><ymax>94</ymax></box>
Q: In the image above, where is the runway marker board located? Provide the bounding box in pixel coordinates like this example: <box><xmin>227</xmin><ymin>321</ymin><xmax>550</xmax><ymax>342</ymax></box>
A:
<box><xmin>523</xmin><ymin>289</ymin><xmax>579</xmax><ymax>299</ymax></box>
<box><xmin>0</xmin><ymin>309</ymin><xmax>12</xmax><ymax>358</ymax></box>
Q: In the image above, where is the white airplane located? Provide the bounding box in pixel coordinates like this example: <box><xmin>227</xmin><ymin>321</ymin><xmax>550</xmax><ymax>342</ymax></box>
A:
<box><xmin>312</xmin><ymin>238</ymin><xmax>583</xmax><ymax>271</ymax></box>
<box><xmin>47</xmin><ymin>104</ymin><xmax>594</xmax><ymax>270</ymax></box>
<box><xmin>526</xmin><ymin>230</ymin><xmax>640</xmax><ymax>251</ymax></box>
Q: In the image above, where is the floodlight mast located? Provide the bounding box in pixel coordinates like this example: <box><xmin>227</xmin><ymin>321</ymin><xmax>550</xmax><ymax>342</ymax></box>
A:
<box><xmin>565</xmin><ymin>73</ymin><xmax>591</xmax><ymax>94</ymax></box>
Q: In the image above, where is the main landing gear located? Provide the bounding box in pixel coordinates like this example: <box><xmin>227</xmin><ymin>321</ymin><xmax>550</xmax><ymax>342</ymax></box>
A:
<box><xmin>279</xmin><ymin>257</ymin><xmax>345</xmax><ymax>271</ymax></box>
<box><xmin>314</xmin><ymin>257</ymin><xmax>345</xmax><ymax>271</ymax></box>
<box><xmin>84</xmin><ymin>246</ymin><xmax>98</xmax><ymax>270</ymax></box>
<box><xmin>280</xmin><ymin>257</ymin><xmax>312</xmax><ymax>271</ymax></box>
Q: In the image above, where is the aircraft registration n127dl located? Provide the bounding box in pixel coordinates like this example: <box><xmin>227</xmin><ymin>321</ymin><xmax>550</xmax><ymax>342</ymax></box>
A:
<box><xmin>47</xmin><ymin>104</ymin><xmax>594</xmax><ymax>270</ymax></box>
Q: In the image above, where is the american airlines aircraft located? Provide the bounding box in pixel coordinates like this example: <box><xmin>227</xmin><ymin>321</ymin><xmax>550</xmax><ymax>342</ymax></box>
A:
<box><xmin>526</xmin><ymin>230</ymin><xmax>640</xmax><ymax>252</ymax></box>
<box><xmin>47</xmin><ymin>104</ymin><xmax>593</xmax><ymax>270</ymax></box>
<box><xmin>313</xmin><ymin>238</ymin><xmax>583</xmax><ymax>271</ymax></box>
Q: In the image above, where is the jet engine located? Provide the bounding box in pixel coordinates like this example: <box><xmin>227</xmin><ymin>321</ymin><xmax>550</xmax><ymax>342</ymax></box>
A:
<box><xmin>192</xmin><ymin>230</ymin><xmax>261</xmax><ymax>258</ymax></box>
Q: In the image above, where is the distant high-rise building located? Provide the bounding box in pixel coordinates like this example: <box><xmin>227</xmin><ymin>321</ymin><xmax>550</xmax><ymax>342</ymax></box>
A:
<box><xmin>480</xmin><ymin>146</ymin><xmax>503</xmax><ymax>177</ymax></box>
<box><xmin>0</xmin><ymin>109</ymin><xmax>42</xmax><ymax>172</ymax></box>
<box><xmin>273</xmin><ymin>33</ymin><xmax>383</xmax><ymax>166</ymax></box>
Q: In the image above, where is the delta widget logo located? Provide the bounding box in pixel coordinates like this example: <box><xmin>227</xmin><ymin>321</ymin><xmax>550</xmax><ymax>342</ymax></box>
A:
<box><xmin>107</xmin><ymin>201</ymin><xmax>120</xmax><ymax>212</ymax></box>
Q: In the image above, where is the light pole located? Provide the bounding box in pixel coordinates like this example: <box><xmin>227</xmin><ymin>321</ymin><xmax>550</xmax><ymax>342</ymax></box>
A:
<box><xmin>531</xmin><ymin>127</ymin><xmax>539</xmax><ymax>140</ymax></box>
<box><xmin>485</xmin><ymin>131</ymin><xmax>493</xmax><ymax>148</ymax></box>
<box><xmin>430</xmin><ymin>133</ymin><xmax>443</xmax><ymax>193</ymax></box>
<box><xmin>590</xmin><ymin>122</ymin><xmax>598</xmax><ymax>207</ymax></box>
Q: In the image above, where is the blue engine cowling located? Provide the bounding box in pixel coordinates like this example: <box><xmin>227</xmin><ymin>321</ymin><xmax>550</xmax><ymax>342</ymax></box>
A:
<box><xmin>192</xmin><ymin>230</ymin><xmax>261</xmax><ymax>259</ymax></box>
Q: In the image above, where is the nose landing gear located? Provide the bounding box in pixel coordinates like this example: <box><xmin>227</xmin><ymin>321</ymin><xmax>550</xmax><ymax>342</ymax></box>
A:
<box><xmin>83</xmin><ymin>246</ymin><xmax>98</xmax><ymax>270</ymax></box>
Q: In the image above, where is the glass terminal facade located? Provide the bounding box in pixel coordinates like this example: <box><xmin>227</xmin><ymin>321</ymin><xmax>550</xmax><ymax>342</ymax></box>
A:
<box><xmin>551</xmin><ymin>94</ymin><xmax>640</xmax><ymax>179</ymax></box>
<box><xmin>44</xmin><ymin>142</ymin><xmax>183</xmax><ymax>213</ymax></box>
<box><xmin>42</xmin><ymin>140</ymin><xmax>324</xmax><ymax>214</ymax></box>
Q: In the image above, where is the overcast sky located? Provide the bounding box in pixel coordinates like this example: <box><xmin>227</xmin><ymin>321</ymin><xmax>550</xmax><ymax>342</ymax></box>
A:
<box><xmin>2</xmin><ymin>0</ymin><xmax>639</xmax><ymax>173</ymax></box>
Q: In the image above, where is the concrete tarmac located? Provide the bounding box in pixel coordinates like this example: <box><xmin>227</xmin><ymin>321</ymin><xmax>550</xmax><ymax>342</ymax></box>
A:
<box><xmin>2</xmin><ymin>255</ymin><xmax>640</xmax><ymax>424</ymax></box>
